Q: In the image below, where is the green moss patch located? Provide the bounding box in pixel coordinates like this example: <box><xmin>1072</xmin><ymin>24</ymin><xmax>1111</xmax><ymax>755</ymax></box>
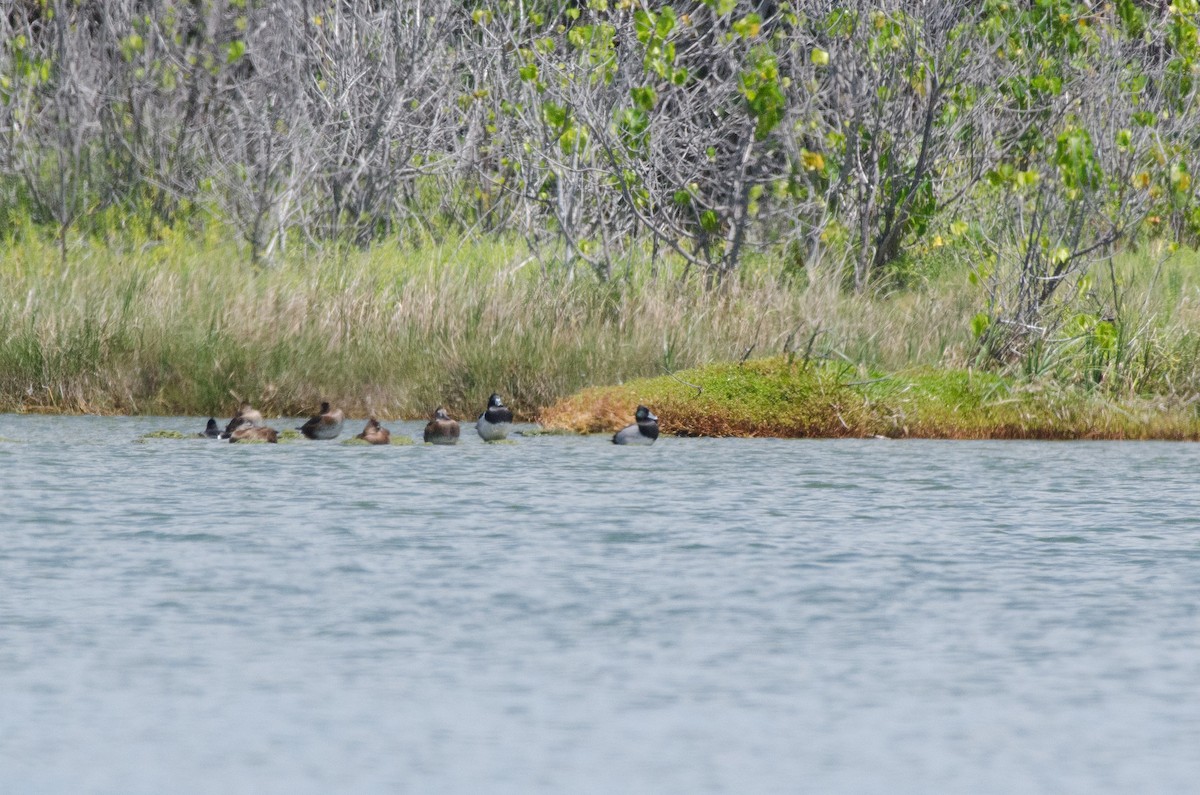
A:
<box><xmin>540</xmin><ymin>358</ymin><xmax>1200</xmax><ymax>440</ymax></box>
<box><xmin>135</xmin><ymin>429</ymin><xmax>192</xmax><ymax>441</ymax></box>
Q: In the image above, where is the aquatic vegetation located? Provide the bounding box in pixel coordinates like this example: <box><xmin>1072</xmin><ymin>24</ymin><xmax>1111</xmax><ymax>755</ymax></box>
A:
<box><xmin>541</xmin><ymin>358</ymin><xmax>1200</xmax><ymax>440</ymax></box>
<box><xmin>135</xmin><ymin>430</ymin><xmax>191</xmax><ymax>441</ymax></box>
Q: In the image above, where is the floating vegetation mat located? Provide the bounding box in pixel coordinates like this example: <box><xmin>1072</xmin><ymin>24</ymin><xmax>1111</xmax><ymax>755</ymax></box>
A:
<box><xmin>134</xmin><ymin>430</ymin><xmax>194</xmax><ymax>442</ymax></box>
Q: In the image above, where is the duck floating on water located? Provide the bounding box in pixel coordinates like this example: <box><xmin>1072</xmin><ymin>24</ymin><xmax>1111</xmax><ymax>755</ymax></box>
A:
<box><xmin>228</xmin><ymin>416</ymin><xmax>278</xmax><ymax>443</ymax></box>
<box><xmin>199</xmin><ymin>418</ymin><xmax>221</xmax><ymax>438</ymax></box>
<box><xmin>222</xmin><ymin>403</ymin><xmax>263</xmax><ymax>438</ymax></box>
<box><xmin>613</xmin><ymin>405</ymin><xmax>659</xmax><ymax>445</ymax></box>
<box><xmin>476</xmin><ymin>393</ymin><xmax>514</xmax><ymax>441</ymax></box>
<box><xmin>357</xmin><ymin>417</ymin><xmax>391</xmax><ymax>445</ymax></box>
<box><xmin>298</xmin><ymin>401</ymin><xmax>345</xmax><ymax>440</ymax></box>
<box><xmin>424</xmin><ymin>407</ymin><xmax>460</xmax><ymax>445</ymax></box>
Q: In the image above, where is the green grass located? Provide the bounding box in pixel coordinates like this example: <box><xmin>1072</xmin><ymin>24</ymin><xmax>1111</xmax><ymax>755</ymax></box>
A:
<box><xmin>4</xmin><ymin>223</ymin><xmax>1200</xmax><ymax>422</ymax></box>
<box><xmin>540</xmin><ymin>357</ymin><xmax>1200</xmax><ymax>439</ymax></box>
<box><xmin>0</xmin><ymin>226</ymin><xmax>979</xmax><ymax>418</ymax></box>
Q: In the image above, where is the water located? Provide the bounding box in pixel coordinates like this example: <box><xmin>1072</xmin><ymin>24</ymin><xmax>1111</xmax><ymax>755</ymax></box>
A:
<box><xmin>2</xmin><ymin>415</ymin><xmax>1199</xmax><ymax>794</ymax></box>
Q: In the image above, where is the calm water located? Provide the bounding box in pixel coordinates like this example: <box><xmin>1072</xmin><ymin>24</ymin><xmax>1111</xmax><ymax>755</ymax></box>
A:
<box><xmin>2</xmin><ymin>415</ymin><xmax>1200</xmax><ymax>794</ymax></box>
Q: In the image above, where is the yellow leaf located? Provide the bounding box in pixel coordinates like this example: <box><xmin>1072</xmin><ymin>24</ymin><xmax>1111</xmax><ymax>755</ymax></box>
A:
<box><xmin>810</xmin><ymin>48</ymin><xmax>829</xmax><ymax>66</ymax></box>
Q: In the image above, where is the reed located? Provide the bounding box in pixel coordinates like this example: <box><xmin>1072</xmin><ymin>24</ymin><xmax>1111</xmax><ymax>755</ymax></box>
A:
<box><xmin>0</xmin><ymin>230</ymin><xmax>963</xmax><ymax>417</ymax></box>
<box><xmin>2</xmin><ymin>227</ymin><xmax>1200</xmax><ymax>423</ymax></box>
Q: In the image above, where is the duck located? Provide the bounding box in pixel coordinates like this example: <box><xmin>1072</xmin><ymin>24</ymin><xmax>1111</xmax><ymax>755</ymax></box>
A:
<box><xmin>221</xmin><ymin>403</ymin><xmax>263</xmax><ymax>437</ymax></box>
<box><xmin>357</xmin><ymin>416</ymin><xmax>391</xmax><ymax>445</ymax></box>
<box><xmin>297</xmin><ymin>401</ymin><xmax>345</xmax><ymax>440</ymax></box>
<box><xmin>613</xmin><ymin>405</ymin><xmax>659</xmax><ymax>445</ymax></box>
<box><xmin>476</xmin><ymin>393</ymin><xmax>514</xmax><ymax>441</ymax></box>
<box><xmin>228</xmin><ymin>416</ymin><xmax>278</xmax><ymax>443</ymax></box>
<box><xmin>199</xmin><ymin>418</ymin><xmax>221</xmax><ymax>438</ymax></box>
<box><xmin>423</xmin><ymin>407</ymin><xmax>460</xmax><ymax>445</ymax></box>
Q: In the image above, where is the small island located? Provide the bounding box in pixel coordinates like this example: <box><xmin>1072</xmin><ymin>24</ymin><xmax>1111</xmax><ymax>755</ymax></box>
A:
<box><xmin>541</xmin><ymin>358</ymin><xmax>1200</xmax><ymax>441</ymax></box>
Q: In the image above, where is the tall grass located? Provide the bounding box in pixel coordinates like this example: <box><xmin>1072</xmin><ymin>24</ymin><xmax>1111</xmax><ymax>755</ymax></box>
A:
<box><xmin>2</xmin><ymin>225</ymin><xmax>1200</xmax><ymax>419</ymax></box>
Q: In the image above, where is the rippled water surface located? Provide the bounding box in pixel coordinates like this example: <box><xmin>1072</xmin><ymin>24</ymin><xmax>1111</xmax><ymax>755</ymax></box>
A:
<box><xmin>2</xmin><ymin>415</ymin><xmax>1200</xmax><ymax>793</ymax></box>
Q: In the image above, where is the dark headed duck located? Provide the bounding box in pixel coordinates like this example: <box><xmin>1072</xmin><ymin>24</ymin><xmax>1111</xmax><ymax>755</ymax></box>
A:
<box><xmin>612</xmin><ymin>405</ymin><xmax>659</xmax><ymax>445</ymax></box>
<box><xmin>475</xmin><ymin>393</ymin><xmax>514</xmax><ymax>441</ymax></box>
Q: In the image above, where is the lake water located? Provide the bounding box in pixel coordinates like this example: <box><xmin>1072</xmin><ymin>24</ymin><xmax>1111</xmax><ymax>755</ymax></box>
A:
<box><xmin>2</xmin><ymin>415</ymin><xmax>1199</xmax><ymax>794</ymax></box>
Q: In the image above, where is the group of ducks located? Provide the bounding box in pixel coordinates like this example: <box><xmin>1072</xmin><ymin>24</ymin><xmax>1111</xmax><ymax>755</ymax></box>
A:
<box><xmin>199</xmin><ymin>395</ymin><xmax>662</xmax><ymax>445</ymax></box>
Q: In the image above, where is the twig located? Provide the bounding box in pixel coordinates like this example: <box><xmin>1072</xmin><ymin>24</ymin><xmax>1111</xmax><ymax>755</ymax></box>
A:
<box><xmin>664</xmin><ymin>370</ymin><xmax>703</xmax><ymax>396</ymax></box>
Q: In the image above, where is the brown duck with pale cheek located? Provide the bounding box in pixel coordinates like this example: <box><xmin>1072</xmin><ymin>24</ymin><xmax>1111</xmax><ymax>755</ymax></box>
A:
<box><xmin>298</xmin><ymin>401</ymin><xmax>345</xmax><ymax>440</ymax></box>
<box><xmin>228</xmin><ymin>416</ymin><xmax>278</xmax><ymax>443</ymax></box>
<box><xmin>423</xmin><ymin>407</ymin><xmax>460</xmax><ymax>445</ymax></box>
<box><xmin>357</xmin><ymin>417</ymin><xmax>391</xmax><ymax>445</ymax></box>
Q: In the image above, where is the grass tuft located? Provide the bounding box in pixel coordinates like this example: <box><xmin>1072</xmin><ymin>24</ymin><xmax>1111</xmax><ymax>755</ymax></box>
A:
<box><xmin>540</xmin><ymin>357</ymin><xmax>1200</xmax><ymax>440</ymax></box>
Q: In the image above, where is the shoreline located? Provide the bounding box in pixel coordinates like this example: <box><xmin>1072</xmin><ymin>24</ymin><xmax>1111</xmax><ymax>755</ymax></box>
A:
<box><xmin>538</xmin><ymin>358</ymin><xmax>1200</xmax><ymax>441</ymax></box>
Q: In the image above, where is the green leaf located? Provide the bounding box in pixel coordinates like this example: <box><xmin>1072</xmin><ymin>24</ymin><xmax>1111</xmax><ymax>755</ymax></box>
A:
<box><xmin>226</xmin><ymin>40</ymin><xmax>246</xmax><ymax>64</ymax></box>
<box><xmin>120</xmin><ymin>34</ymin><xmax>144</xmax><ymax>62</ymax></box>
<box><xmin>543</xmin><ymin>102</ymin><xmax>567</xmax><ymax>128</ymax></box>
<box><xmin>656</xmin><ymin>7</ymin><xmax>676</xmax><ymax>39</ymax></box>
<box><xmin>733</xmin><ymin>14</ymin><xmax>762</xmax><ymax>39</ymax></box>
<box><xmin>971</xmin><ymin>313</ymin><xmax>991</xmax><ymax>338</ymax></box>
<box><xmin>1093</xmin><ymin>321</ymin><xmax>1118</xmax><ymax>354</ymax></box>
<box><xmin>630</xmin><ymin>85</ymin><xmax>656</xmax><ymax>111</ymax></box>
<box><xmin>634</xmin><ymin>9</ymin><xmax>654</xmax><ymax>43</ymax></box>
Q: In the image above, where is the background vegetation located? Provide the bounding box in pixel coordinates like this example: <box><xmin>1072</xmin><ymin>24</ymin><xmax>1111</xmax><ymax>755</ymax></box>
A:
<box><xmin>2</xmin><ymin>0</ymin><xmax>1200</xmax><ymax>420</ymax></box>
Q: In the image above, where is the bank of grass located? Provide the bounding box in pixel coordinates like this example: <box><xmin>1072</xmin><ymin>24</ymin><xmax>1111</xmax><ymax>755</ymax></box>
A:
<box><xmin>0</xmin><ymin>227</ymin><xmax>979</xmax><ymax>418</ymax></box>
<box><xmin>3</xmin><ymin>224</ymin><xmax>1200</xmax><ymax>423</ymax></box>
<box><xmin>540</xmin><ymin>358</ymin><xmax>1200</xmax><ymax>440</ymax></box>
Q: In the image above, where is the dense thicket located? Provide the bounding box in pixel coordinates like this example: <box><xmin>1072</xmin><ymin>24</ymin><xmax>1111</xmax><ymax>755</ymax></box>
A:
<box><xmin>2</xmin><ymin>0</ymin><xmax>1199</xmax><ymax>358</ymax></box>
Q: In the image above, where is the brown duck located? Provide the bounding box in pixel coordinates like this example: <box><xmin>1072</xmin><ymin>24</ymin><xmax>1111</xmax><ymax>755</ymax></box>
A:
<box><xmin>357</xmin><ymin>417</ymin><xmax>391</xmax><ymax>445</ymax></box>
<box><xmin>228</xmin><ymin>416</ymin><xmax>278</xmax><ymax>443</ymax></box>
<box><xmin>222</xmin><ymin>403</ymin><xmax>263</xmax><ymax>437</ymax></box>
<box><xmin>298</xmin><ymin>401</ymin><xmax>345</xmax><ymax>440</ymax></box>
<box><xmin>423</xmin><ymin>407</ymin><xmax>460</xmax><ymax>445</ymax></box>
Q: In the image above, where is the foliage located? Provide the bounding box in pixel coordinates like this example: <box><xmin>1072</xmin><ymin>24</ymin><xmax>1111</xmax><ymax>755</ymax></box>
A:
<box><xmin>2</xmin><ymin>1</ymin><xmax>1200</xmax><ymax>376</ymax></box>
<box><xmin>539</xmin><ymin>357</ymin><xmax>1200</xmax><ymax>439</ymax></box>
